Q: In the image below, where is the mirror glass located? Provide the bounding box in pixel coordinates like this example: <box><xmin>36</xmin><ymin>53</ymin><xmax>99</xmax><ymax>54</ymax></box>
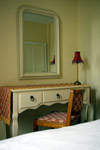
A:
<box><xmin>18</xmin><ymin>6</ymin><xmax>60</xmax><ymax>79</ymax></box>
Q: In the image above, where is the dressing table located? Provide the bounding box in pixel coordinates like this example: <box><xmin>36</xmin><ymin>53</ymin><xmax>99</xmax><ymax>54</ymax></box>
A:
<box><xmin>2</xmin><ymin>83</ymin><xmax>90</xmax><ymax>137</ymax></box>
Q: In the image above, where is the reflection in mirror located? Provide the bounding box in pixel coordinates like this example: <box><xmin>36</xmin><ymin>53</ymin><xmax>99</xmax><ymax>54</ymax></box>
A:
<box><xmin>24</xmin><ymin>41</ymin><xmax>47</xmax><ymax>73</ymax></box>
<box><xmin>18</xmin><ymin>6</ymin><xmax>60</xmax><ymax>79</ymax></box>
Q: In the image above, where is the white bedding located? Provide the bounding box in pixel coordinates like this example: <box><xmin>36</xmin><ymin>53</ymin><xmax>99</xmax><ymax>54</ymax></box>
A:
<box><xmin>0</xmin><ymin>120</ymin><xmax>100</xmax><ymax>150</ymax></box>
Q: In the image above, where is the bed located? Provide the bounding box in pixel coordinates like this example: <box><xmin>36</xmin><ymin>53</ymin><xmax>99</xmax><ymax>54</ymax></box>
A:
<box><xmin>0</xmin><ymin>120</ymin><xmax>100</xmax><ymax>150</ymax></box>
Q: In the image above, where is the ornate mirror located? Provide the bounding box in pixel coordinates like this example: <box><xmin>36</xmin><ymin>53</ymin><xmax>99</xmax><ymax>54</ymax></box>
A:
<box><xmin>18</xmin><ymin>6</ymin><xmax>60</xmax><ymax>79</ymax></box>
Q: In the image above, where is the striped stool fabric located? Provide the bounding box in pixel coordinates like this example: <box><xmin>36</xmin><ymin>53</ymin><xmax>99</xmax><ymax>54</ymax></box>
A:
<box><xmin>37</xmin><ymin>112</ymin><xmax>76</xmax><ymax>124</ymax></box>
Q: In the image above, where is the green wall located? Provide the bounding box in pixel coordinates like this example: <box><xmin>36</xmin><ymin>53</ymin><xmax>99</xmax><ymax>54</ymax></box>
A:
<box><xmin>77</xmin><ymin>0</ymin><xmax>100</xmax><ymax>120</ymax></box>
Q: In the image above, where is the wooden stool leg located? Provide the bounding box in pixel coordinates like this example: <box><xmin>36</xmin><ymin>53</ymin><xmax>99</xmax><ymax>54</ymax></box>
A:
<box><xmin>34</xmin><ymin>120</ymin><xmax>38</xmax><ymax>132</ymax></box>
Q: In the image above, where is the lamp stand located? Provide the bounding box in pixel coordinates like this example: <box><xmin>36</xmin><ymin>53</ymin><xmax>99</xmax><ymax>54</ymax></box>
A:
<box><xmin>74</xmin><ymin>63</ymin><xmax>81</xmax><ymax>85</ymax></box>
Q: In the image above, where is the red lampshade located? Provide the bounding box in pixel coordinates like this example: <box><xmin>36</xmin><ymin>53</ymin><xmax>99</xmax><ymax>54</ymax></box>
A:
<box><xmin>72</xmin><ymin>51</ymin><xmax>84</xmax><ymax>64</ymax></box>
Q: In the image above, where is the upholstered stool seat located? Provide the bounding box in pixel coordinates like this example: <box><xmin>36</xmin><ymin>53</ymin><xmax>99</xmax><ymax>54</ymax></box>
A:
<box><xmin>37</xmin><ymin>112</ymin><xmax>76</xmax><ymax>124</ymax></box>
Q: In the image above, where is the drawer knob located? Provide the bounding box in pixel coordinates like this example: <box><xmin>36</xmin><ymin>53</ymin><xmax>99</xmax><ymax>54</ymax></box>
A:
<box><xmin>30</xmin><ymin>95</ymin><xmax>34</xmax><ymax>101</ymax></box>
<box><xmin>56</xmin><ymin>93</ymin><xmax>60</xmax><ymax>99</ymax></box>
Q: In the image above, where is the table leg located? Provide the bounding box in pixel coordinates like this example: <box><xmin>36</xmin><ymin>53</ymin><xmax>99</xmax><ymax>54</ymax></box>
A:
<box><xmin>11</xmin><ymin>93</ymin><xmax>18</xmax><ymax>137</ymax></box>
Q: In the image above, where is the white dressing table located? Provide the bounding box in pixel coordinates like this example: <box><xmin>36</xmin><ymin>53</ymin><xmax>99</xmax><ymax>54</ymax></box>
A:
<box><xmin>9</xmin><ymin>83</ymin><xmax>91</xmax><ymax>137</ymax></box>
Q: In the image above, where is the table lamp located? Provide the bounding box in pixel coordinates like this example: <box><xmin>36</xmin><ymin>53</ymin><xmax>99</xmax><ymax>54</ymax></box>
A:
<box><xmin>72</xmin><ymin>51</ymin><xmax>84</xmax><ymax>85</ymax></box>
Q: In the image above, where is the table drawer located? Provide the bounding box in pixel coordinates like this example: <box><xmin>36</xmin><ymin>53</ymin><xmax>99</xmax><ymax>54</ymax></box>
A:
<box><xmin>18</xmin><ymin>91</ymin><xmax>42</xmax><ymax>109</ymax></box>
<box><xmin>43</xmin><ymin>89</ymin><xmax>70</xmax><ymax>103</ymax></box>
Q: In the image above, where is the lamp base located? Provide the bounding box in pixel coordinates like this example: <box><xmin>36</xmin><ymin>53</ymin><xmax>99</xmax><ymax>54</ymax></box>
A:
<box><xmin>74</xmin><ymin>81</ymin><xmax>81</xmax><ymax>85</ymax></box>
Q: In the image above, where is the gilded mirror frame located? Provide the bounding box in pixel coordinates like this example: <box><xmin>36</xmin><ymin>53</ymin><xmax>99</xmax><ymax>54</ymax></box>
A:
<box><xmin>18</xmin><ymin>6</ymin><xmax>60</xmax><ymax>79</ymax></box>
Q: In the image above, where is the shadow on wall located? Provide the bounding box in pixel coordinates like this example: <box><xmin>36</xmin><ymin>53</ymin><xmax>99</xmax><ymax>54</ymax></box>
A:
<box><xmin>6</xmin><ymin>103</ymin><xmax>68</xmax><ymax>138</ymax></box>
<box><xmin>6</xmin><ymin>97</ymin><xmax>93</xmax><ymax>138</ymax></box>
<box><xmin>95</xmin><ymin>91</ymin><xmax>100</xmax><ymax>119</ymax></box>
<box><xmin>90</xmin><ymin>89</ymin><xmax>97</xmax><ymax>120</ymax></box>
